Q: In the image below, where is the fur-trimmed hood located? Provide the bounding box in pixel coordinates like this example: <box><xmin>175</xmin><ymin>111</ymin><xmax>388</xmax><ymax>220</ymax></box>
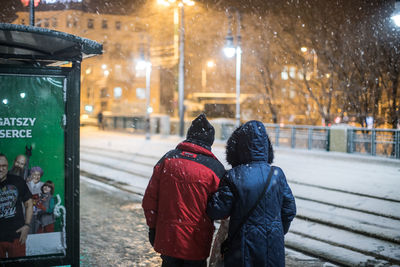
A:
<box><xmin>226</xmin><ymin>120</ymin><xmax>274</xmax><ymax>167</ymax></box>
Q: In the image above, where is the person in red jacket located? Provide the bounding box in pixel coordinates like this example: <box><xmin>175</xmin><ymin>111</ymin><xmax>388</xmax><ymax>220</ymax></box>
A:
<box><xmin>142</xmin><ymin>114</ymin><xmax>225</xmax><ymax>267</ymax></box>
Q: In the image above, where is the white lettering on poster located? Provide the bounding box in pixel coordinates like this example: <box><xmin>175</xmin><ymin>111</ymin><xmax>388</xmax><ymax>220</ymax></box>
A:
<box><xmin>0</xmin><ymin>117</ymin><xmax>36</xmax><ymax>139</ymax></box>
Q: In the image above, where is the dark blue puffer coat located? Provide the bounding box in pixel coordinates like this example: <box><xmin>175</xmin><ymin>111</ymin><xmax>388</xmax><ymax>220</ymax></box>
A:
<box><xmin>207</xmin><ymin>120</ymin><xmax>296</xmax><ymax>267</ymax></box>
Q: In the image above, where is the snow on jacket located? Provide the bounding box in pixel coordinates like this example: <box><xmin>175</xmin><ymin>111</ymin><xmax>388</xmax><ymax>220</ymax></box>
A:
<box><xmin>207</xmin><ymin>120</ymin><xmax>297</xmax><ymax>267</ymax></box>
<box><xmin>142</xmin><ymin>141</ymin><xmax>225</xmax><ymax>260</ymax></box>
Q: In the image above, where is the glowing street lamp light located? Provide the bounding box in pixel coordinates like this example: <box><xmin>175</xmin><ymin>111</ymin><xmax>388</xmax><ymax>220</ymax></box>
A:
<box><xmin>158</xmin><ymin>0</ymin><xmax>195</xmax><ymax>137</ymax></box>
<box><xmin>392</xmin><ymin>1</ymin><xmax>400</xmax><ymax>27</ymax></box>
<box><xmin>223</xmin><ymin>8</ymin><xmax>242</xmax><ymax>127</ymax></box>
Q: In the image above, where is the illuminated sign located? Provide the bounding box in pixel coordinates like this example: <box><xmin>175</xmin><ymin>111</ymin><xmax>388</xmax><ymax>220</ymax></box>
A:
<box><xmin>21</xmin><ymin>0</ymin><xmax>82</xmax><ymax>5</ymax></box>
<box><xmin>42</xmin><ymin>0</ymin><xmax>82</xmax><ymax>3</ymax></box>
<box><xmin>21</xmin><ymin>0</ymin><xmax>41</xmax><ymax>7</ymax></box>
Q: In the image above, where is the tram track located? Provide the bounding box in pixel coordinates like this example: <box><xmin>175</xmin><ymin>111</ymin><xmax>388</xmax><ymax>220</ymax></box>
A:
<box><xmin>80</xmin><ymin>145</ymin><xmax>400</xmax><ymax>266</ymax></box>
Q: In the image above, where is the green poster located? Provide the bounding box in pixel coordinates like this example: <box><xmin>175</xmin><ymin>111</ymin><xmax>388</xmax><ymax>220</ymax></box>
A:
<box><xmin>0</xmin><ymin>75</ymin><xmax>66</xmax><ymax>257</ymax></box>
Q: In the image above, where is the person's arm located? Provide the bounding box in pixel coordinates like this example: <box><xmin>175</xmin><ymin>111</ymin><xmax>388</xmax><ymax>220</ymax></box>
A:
<box><xmin>142</xmin><ymin>164</ymin><xmax>162</xmax><ymax>228</ymax></box>
<box><xmin>280</xmin><ymin>169</ymin><xmax>296</xmax><ymax>234</ymax></box>
<box><xmin>142</xmin><ymin>162</ymin><xmax>163</xmax><ymax>246</ymax></box>
<box><xmin>16</xmin><ymin>198</ymin><xmax>33</xmax><ymax>244</ymax></box>
<box><xmin>207</xmin><ymin>174</ymin><xmax>235</xmax><ymax>220</ymax></box>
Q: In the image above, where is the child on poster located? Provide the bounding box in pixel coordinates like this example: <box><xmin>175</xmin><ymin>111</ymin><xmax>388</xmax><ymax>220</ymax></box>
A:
<box><xmin>36</xmin><ymin>181</ymin><xmax>55</xmax><ymax>233</ymax></box>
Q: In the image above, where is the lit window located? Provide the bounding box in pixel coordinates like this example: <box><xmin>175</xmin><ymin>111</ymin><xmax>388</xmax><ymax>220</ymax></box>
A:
<box><xmin>281</xmin><ymin>66</ymin><xmax>288</xmax><ymax>80</ymax></box>
<box><xmin>114</xmin><ymin>87</ymin><xmax>122</xmax><ymax>99</ymax></box>
<box><xmin>136</xmin><ymin>88</ymin><xmax>145</xmax><ymax>99</ymax></box>
<box><xmin>298</xmin><ymin>71</ymin><xmax>303</xmax><ymax>80</ymax></box>
<box><xmin>289</xmin><ymin>67</ymin><xmax>296</xmax><ymax>79</ymax></box>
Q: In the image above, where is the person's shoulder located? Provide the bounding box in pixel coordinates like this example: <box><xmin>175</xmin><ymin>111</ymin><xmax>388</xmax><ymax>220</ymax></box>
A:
<box><xmin>155</xmin><ymin>148</ymin><xmax>179</xmax><ymax>165</ymax></box>
<box><xmin>271</xmin><ymin>165</ymin><xmax>284</xmax><ymax>175</ymax></box>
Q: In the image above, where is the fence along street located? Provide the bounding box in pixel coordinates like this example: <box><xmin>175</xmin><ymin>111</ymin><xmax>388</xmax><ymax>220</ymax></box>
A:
<box><xmin>79</xmin><ymin>129</ymin><xmax>400</xmax><ymax>266</ymax></box>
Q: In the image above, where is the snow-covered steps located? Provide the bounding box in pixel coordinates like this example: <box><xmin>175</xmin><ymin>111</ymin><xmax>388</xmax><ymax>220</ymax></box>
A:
<box><xmin>81</xmin><ymin>145</ymin><xmax>158</xmax><ymax>167</ymax></box>
<box><xmin>285</xmin><ymin>232</ymin><xmax>393</xmax><ymax>266</ymax></box>
<box><xmin>291</xmin><ymin>182</ymin><xmax>400</xmax><ymax>220</ymax></box>
<box><xmin>296</xmin><ymin>198</ymin><xmax>400</xmax><ymax>244</ymax></box>
<box><xmin>288</xmin><ymin>218</ymin><xmax>400</xmax><ymax>265</ymax></box>
<box><xmin>79</xmin><ymin>161</ymin><xmax>150</xmax><ymax>194</ymax></box>
<box><xmin>80</xmin><ymin>150</ymin><xmax>154</xmax><ymax>179</ymax></box>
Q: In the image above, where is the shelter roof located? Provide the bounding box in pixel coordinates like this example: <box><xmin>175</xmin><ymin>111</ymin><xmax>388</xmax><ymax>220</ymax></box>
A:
<box><xmin>0</xmin><ymin>23</ymin><xmax>102</xmax><ymax>66</ymax></box>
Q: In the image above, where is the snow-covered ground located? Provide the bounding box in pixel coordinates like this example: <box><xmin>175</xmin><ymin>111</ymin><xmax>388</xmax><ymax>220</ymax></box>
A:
<box><xmin>80</xmin><ymin>127</ymin><xmax>400</xmax><ymax>266</ymax></box>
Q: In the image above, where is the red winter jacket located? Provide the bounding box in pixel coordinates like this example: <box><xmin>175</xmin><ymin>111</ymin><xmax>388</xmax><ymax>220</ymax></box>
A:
<box><xmin>142</xmin><ymin>141</ymin><xmax>225</xmax><ymax>260</ymax></box>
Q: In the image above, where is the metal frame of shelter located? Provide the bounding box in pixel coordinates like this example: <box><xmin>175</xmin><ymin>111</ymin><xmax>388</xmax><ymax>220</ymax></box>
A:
<box><xmin>0</xmin><ymin>23</ymin><xmax>102</xmax><ymax>267</ymax></box>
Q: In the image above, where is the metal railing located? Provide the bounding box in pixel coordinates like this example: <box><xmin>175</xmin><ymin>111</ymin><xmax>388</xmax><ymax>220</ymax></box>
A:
<box><xmin>95</xmin><ymin>116</ymin><xmax>400</xmax><ymax>159</ymax></box>
<box><xmin>348</xmin><ymin>128</ymin><xmax>400</xmax><ymax>159</ymax></box>
<box><xmin>264</xmin><ymin>124</ymin><xmax>330</xmax><ymax>151</ymax></box>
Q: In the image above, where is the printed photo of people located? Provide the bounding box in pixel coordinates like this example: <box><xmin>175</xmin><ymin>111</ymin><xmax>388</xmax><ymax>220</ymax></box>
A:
<box><xmin>1</xmin><ymin>74</ymin><xmax>67</xmax><ymax>259</ymax></box>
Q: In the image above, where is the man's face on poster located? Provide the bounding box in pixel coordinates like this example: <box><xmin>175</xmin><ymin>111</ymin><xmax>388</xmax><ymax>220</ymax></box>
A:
<box><xmin>0</xmin><ymin>156</ymin><xmax>8</xmax><ymax>181</ymax></box>
<box><xmin>11</xmin><ymin>155</ymin><xmax>26</xmax><ymax>176</ymax></box>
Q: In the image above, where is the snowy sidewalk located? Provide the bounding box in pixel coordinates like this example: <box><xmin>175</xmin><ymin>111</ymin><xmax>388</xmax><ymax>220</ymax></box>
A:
<box><xmin>80</xmin><ymin>127</ymin><xmax>400</xmax><ymax>266</ymax></box>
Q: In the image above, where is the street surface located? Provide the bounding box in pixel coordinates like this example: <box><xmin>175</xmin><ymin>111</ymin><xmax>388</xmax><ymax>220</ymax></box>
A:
<box><xmin>80</xmin><ymin>177</ymin><xmax>335</xmax><ymax>267</ymax></box>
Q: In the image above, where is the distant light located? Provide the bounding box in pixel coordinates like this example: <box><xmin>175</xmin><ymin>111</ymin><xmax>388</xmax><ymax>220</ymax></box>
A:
<box><xmin>301</xmin><ymin>47</ymin><xmax>308</xmax><ymax>53</ymax></box>
<box><xmin>223</xmin><ymin>47</ymin><xmax>236</xmax><ymax>58</ymax></box>
<box><xmin>334</xmin><ymin>117</ymin><xmax>341</xmax><ymax>124</ymax></box>
<box><xmin>392</xmin><ymin>14</ymin><xmax>400</xmax><ymax>27</ymax></box>
<box><xmin>147</xmin><ymin>107</ymin><xmax>153</xmax><ymax>114</ymax></box>
<box><xmin>157</xmin><ymin>0</ymin><xmax>170</xmax><ymax>6</ymax></box>
<box><xmin>101</xmin><ymin>64</ymin><xmax>107</xmax><ymax>70</ymax></box>
<box><xmin>85</xmin><ymin>68</ymin><xmax>92</xmax><ymax>74</ymax></box>
<box><xmin>104</xmin><ymin>70</ymin><xmax>110</xmax><ymax>76</ymax></box>
<box><xmin>136</xmin><ymin>60</ymin><xmax>149</xmax><ymax>71</ymax></box>
<box><xmin>2</xmin><ymin>99</ymin><xmax>8</xmax><ymax>105</ymax></box>
<box><xmin>20</xmin><ymin>93</ymin><xmax>26</xmax><ymax>98</ymax></box>
<box><xmin>84</xmin><ymin>105</ymin><xmax>93</xmax><ymax>112</ymax></box>
<box><xmin>206</xmin><ymin>60</ymin><xmax>215</xmax><ymax>68</ymax></box>
<box><xmin>114</xmin><ymin>87</ymin><xmax>122</xmax><ymax>99</ymax></box>
<box><xmin>182</xmin><ymin>0</ymin><xmax>195</xmax><ymax>6</ymax></box>
<box><xmin>223</xmin><ymin>35</ymin><xmax>235</xmax><ymax>58</ymax></box>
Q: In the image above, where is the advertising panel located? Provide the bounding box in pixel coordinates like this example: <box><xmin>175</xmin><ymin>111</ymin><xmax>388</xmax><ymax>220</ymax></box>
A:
<box><xmin>0</xmin><ymin>74</ymin><xmax>67</xmax><ymax>259</ymax></box>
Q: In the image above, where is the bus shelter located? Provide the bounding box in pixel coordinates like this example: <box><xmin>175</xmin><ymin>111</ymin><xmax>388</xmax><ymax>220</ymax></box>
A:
<box><xmin>0</xmin><ymin>23</ymin><xmax>102</xmax><ymax>266</ymax></box>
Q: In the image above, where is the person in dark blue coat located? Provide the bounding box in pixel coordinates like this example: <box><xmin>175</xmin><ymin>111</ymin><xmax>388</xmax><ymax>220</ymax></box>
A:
<box><xmin>207</xmin><ymin>120</ymin><xmax>296</xmax><ymax>267</ymax></box>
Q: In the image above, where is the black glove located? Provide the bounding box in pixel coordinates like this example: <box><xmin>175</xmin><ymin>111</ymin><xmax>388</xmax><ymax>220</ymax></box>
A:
<box><xmin>149</xmin><ymin>228</ymin><xmax>156</xmax><ymax>247</ymax></box>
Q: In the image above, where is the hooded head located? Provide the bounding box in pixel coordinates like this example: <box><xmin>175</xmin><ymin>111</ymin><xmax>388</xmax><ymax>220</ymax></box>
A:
<box><xmin>226</xmin><ymin>120</ymin><xmax>274</xmax><ymax>167</ymax></box>
<box><xmin>186</xmin><ymin>114</ymin><xmax>215</xmax><ymax>150</ymax></box>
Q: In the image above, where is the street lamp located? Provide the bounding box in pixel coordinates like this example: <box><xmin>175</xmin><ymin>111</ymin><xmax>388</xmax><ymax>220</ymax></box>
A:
<box><xmin>158</xmin><ymin>0</ymin><xmax>195</xmax><ymax>137</ymax></box>
<box><xmin>392</xmin><ymin>1</ymin><xmax>400</xmax><ymax>27</ymax></box>
<box><xmin>223</xmin><ymin>8</ymin><xmax>242</xmax><ymax>127</ymax></box>
<box><xmin>136</xmin><ymin>47</ymin><xmax>152</xmax><ymax>140</ymax></box>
